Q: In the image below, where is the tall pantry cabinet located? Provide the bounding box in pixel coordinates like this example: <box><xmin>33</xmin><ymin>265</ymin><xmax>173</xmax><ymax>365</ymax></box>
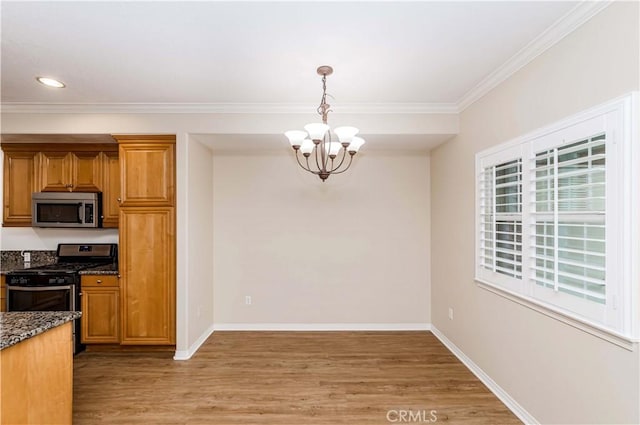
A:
<box><xmin>114</xmin><ymin>135</ymin><xmax>176</xmax><ymax>345</ymax></box>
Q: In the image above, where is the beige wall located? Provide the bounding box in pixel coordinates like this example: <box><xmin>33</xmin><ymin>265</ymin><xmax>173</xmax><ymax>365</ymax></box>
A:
<box><xmin>185</xmin><ymin>138</ymin><xmax>215</xmax><ymax>348</ymax></box>
<box><xmin>430</xmin><ymin>3</ymin><xmax>639</xmax><ymax>424</ymax></box>
<box><xmin>212</xmin><ymin>151</ymin><xmax>430</xmax><ymax>326</ymax></box>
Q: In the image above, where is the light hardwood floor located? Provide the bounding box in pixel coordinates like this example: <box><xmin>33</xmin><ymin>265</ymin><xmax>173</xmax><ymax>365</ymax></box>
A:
<box><xmin>73</xmin><ymin>332</ymin><xmax>520</xmax><ymax>424</ymax></box>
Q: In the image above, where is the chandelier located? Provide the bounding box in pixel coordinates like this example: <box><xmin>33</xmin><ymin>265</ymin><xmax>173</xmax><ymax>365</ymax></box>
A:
<box><xmin>285</xmin><ymin>65</ymin><xmax>365</xmax><ymax>182</ymax></box>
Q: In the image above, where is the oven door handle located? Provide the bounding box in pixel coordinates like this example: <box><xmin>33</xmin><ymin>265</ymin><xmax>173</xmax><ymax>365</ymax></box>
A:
<box><xmin>8</xmin><ymin>285</ymin><xmax>74</xmax><ymax>291</ymax></box>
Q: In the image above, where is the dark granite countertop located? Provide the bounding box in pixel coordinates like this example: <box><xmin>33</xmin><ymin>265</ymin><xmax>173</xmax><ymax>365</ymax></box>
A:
<box><xmin>0</xmin><ymin>311</ymin><xmax>82</xmax><ymax>350</ymax></box>
<box><xmin>1</xmin><ymin>250</ymin><xmax>57</xmax><ymax>274</ymax></box>
<box><xmin>78</xmin><ymin>264</ymin><xmax>119</xmax><ymax>275</ymax></box>
<box><xmin>1</xmin><ymin>263</ymin><xmax>119</xmax><ymax>276</ymax></box>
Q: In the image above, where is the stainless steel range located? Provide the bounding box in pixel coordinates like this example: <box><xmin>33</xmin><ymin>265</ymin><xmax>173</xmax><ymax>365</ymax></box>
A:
<box><xmin>6</xmin><ymin>243</ymin><xmax>118</xmax><ymax>353</ymax></box>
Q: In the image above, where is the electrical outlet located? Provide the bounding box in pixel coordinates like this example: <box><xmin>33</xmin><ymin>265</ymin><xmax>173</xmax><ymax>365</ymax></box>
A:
<box><xmin>22</xmin><ymin>252</ymin><xmax>31</xmax><ymax>263</ymax></box>
<box><xmin>448</xmin><ymin>307</ymin><xmax>454</xmax><ymax>320</ymax></box>
<box><xmin>245</xmin><ymin>296</ymin><xmax>252</xmax><ymax>305</ymax></box>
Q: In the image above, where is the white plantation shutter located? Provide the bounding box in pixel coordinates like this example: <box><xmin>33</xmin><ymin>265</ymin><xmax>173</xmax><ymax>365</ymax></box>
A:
<box><xmin>531</xmin><ymin>135</ymin><xmax>606</xmax><ymax>304</ymax></box>
<box><xmin>475</xmin><ymin>93</ymin><xmax>638</xmax><ymax>340</ymax></box>
<box><xmin>480</xmin><ymin>160</ymin><xmax>523</xmax><ymax>279</ymax></box>
<box><xmin>479</xmin><ymin>167</ymin><xmax>495</xmax><ymax>271</ymax></box>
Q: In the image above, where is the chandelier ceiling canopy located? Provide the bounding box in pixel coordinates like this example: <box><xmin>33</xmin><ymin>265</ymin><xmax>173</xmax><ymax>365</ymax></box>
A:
<box><xmin>285</xmin><ymin>65</ymin><xmax>365</xmax><ymax>182</ymax></box>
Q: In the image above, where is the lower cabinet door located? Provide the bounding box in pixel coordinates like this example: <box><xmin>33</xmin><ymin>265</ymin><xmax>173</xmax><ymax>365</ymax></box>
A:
<box><xmin>81</xmin><ymin>287</ymin><xmax>119</xmax><ymax>344</ymax></box>
<box><xmin>119</xmin><ymin>207</ymin><xmax>176</xmax><ymax>345</ymax></box>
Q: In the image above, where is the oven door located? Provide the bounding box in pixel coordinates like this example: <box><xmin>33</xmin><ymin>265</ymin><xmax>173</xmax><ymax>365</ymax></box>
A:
<box><xmin>7</xmin><ymin>284</ymin><xmax>82</xmax><ymax>354</ymax></box>
<box><xmin>7</xmin><ymin>285</ymin><xmax>76</xmax><ymax>312</ymax></box>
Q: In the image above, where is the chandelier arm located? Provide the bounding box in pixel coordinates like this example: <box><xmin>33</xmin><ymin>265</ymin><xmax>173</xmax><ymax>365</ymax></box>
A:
<box><xmin>305</xmin><ymin>156</ymin><xmax>321</xmax><ymax>175</ymax></box>
<box><xmin>328</xmin><ymin>154</ymin><xmax>354</xmax><ymax>175</ymax></box>
<box><xmin>313</xmin><ymin>143</ymin><xmax>323</xmax><ymax>173</ymax></box>
<box><xmin>294</xmin><ymin>150</ymin><xmax>313</xmax><ymax>172</ymax></box>
<box><xmin>319</xmin><ymin>137</ymin><xmax>329</xmax><ymax>172</ymax></box>
<box><xmin>325</xmin><ymin>132</ymin><xmax>335</xmax><ymax>170</ymax></box>
<box><xmin>329</xmin><ymin>146</ymin><xmax>349</xmax><ymax>172</ymax></box>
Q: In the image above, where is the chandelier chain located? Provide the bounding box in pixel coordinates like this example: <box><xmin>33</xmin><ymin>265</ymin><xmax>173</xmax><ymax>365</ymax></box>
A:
<box><xmin>317</xmin><ymin>74</ymin><xmax>332</xmax><ymax>124</ymax></box>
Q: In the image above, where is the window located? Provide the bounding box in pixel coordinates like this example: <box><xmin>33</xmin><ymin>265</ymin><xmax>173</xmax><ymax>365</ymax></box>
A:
<box><xmin>475</xmin><ymin>93</ymin><xmax>639</xmax><ymax>342</ymax></box>
<box><xmin>532</xmin><ymin>136</ymin><xmax>606</xmax><ymax>303</ymax></box>
<box><xmin>479</xmin><ymin>159</ymin><xmax>522</xmax><ymax>279</ymax></box>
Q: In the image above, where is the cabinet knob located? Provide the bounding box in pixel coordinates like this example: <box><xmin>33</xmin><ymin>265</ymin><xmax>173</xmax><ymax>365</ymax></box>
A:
<box><xmin>117</xmin><ymin>197</ymin><xmax>122</xmax><ymax>204</ymax></box>
<box><xmin>96</xmin><ymin>279</ymin><xmax>102</xmax><ymax>284</ymax></box>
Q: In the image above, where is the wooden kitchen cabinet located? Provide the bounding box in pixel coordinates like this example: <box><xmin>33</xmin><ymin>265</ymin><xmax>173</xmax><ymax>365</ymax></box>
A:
<box><xmin>38</xmin><ymin>151</ymin><xmax>102</xmax><ymax>192</ymax></box>
<box><xmin>114</xmin><ymin>135</ymin><xmax>176</xmax><ymax>346</ymax></box>
<box><xmin>1</xmin><ymin>322</ymin><xmax>73</xmax><ymax>424</ymax></box>
<box><xmin>74</xmin><ymin>151</ymin><xmax>104</xmax><ymax>192</ymax></box>
<box><xmin>119</xmin><ymin>207</ymin><xmax>175</xmax><ymax>345</ymax></box>
<box><xmin>1</xmin><ymin>139</ymin><xmax>119</xmax><ymax>227</ymax></box>
<box><xmin>117</xmin><ymin>137</ymin><xmax>175</xmax><ymax>207</ymax></box>
<box><xmin>81</xmin><ymin>275</ymin><xmax>120</xmax><ymax>344</ymax></box>
<box><xmin>101</xmin><ymin>151</ymin><xmax>121</xmax><ymax>228</ymax></box>
<box><xmin>2</xmin><ymin>149</ymin><xmax>36</xmax><ymax>226</ymax></box>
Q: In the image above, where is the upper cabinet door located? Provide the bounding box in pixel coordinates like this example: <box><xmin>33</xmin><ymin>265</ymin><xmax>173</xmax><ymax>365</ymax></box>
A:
<box><xmin>38</xmin><ymin>151</ymin><xmax>102</xmax><ymax>192</ymax></box>
<box><xmin>71</xmin><ymin>151</ymin><xmax>102</xmax><ymax>192</ymax></box>
<box><xmin>118</xmin><ymin>141</ymin><xmax>175</xmax><ymax>207</ymax></box>
<box><xmin>101</xmin><ymin>151</ymin><xmax>120</xmax><ymax>228</ymax></box>
<box><xmin>38</xmin><ymin>152</ymin><xmax>72</xmax><ymax>192</ymax></box>
<box><xmin>3</xmin><ymin>151</ymin><xmax>36</xmax><ymax>226</ymax></box>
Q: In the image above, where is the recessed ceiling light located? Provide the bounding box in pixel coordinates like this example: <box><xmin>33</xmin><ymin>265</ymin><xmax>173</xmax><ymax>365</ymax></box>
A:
<box><xmin>36</xmin><ymin>77</ymin><xmax>66</xmax><ymax>88</ymax></box>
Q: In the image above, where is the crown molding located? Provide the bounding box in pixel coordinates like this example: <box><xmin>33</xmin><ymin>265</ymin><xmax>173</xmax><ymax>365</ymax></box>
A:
<box><xmin>0</xmin><ymin>102</ymin><xmax>459</xmax><ymax>115</ymax></box>
<box><xmin>457</xmin><ymin>0</ymin><xmax>612</xmax><ymax>112</ymax></box>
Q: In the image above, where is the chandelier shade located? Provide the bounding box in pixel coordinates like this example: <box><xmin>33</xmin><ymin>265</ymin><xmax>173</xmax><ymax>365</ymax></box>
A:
<box><xmin>284</xmin><ymin>130</ymin><xmax>307</xmax><ymax>148</ymax></box>
<box><xmin>333</xmin><ymin>126</ymin><xmax>359</xmax><ymax>144</ymax></box>
<box><xmin>285</xmin><ymin>65</ymin><xmax>365</xmax><ymax>182</ymax></box>
<box><xmin>300</xmin><ymin>139</ymin><xmax>315</xmax><ymax>155</ymax></box>
<box><xmin>303</xmin><ymin>123</ymin><xmax>330</xmax><ymax>141</ymax></box>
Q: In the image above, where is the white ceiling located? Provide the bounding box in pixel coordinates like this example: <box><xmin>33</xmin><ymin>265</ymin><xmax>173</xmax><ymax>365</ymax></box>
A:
<box><xmin>3</xmin><ymin>1</ymin><xmax>605</xmax><ymax>153</ymax></box>
<box><xmin>1</xmin><ymin>1</ymin><xmax>580</xmax><ymax>106</ymax></box>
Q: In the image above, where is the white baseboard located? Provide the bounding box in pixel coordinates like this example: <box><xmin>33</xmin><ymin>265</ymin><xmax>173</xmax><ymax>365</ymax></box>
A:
<box><xmin>173</xmin><ymin>323</ymin><xmax>215</xmax><ymax>361</ymax></box>
<box><xmin>430</xmin><ymin>326</ymin><xmax>538</xmax><ymax>425</ymax></box>
<box><xmin>213</xmin><ymin>323</ymin><xmax>432</xmax><ymax>331</ymax></box>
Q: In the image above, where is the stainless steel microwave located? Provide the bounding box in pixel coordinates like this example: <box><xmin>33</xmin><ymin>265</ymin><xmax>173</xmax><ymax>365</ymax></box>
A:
<box><xmin>32</xmin><ymin>192</ymin><xmax>103</xmax><ymax>228</ymax></box>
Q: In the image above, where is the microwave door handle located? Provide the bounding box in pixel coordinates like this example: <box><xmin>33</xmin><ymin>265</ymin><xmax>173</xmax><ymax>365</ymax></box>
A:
<box><xmin>78</xmin><ymin>202</ymin><xmax>84</xmax><ymax>223</ymax></box>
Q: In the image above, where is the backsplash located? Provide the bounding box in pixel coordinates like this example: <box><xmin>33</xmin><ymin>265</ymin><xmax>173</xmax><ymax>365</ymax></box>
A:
<box><xmin>1</xmin><ymin>250</ymin><xmax>57</xmax><ymax>272</ymax></box>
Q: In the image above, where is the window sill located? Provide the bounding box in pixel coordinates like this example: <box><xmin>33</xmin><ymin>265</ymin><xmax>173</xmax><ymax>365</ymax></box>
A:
<box><xmin>475</xmin><ymin>278</ymin><xmax>639</xmax><ymax>351</ymax></box>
